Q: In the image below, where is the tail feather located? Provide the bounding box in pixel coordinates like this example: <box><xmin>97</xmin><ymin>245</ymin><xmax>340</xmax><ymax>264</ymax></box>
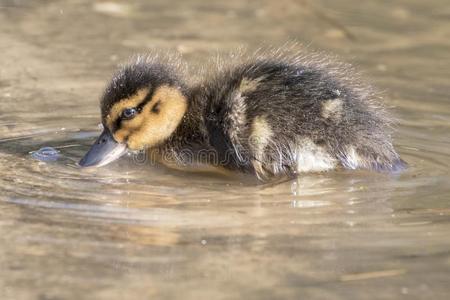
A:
<box><xmin>369</xmin><ymin>157</ymin><xmax>407</xmax><ymax>173</ymax></box>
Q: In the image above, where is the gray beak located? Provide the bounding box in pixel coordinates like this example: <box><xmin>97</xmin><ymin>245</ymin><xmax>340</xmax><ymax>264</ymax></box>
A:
<box><xmin>79</xmin><ymin>129</ymin><xmax>127</xmax><ymax>168</ymax></box>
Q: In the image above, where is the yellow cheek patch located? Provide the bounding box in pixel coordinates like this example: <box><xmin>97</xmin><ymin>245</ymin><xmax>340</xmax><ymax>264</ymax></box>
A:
<box><xmin>113</xmin><ymin>128</ymin><xmax>130</xmax><ymax>143</ymax></box>
<box><xmin>105</xmin><ymin>88</ymin><xmax>149</xmax><ymax>130</ymax></box>
<box><xmin>122</xmin><ymin>113</ymin><xmax>145</xmax><ymax>130</ymax></box>
<box><xmin>126</xmin><ymin>86</ymin><xmax>188</xmax><ymax>150</ymax></box>
<box><xmin>110</xmin><ymin>98</ymin><xmax>147</xmax><ymax>143</ymax></box>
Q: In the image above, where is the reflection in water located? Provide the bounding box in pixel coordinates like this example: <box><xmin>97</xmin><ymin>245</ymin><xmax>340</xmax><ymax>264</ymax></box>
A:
<box><xmin>0</xmin><ymin>0</ymin><xmax>450</xmax><ymax>299</ymax></box>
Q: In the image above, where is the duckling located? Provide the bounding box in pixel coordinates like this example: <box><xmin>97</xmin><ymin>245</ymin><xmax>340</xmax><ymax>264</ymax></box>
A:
<box><xmin>79</xmin><ymin>49</ymin><xmax>406</xmax><ymax>180</ymax></box>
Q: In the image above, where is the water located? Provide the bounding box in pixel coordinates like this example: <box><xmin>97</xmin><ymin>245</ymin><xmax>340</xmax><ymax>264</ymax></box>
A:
<box><xmin>1</xmin><ymin>0</ymin><xmax>449</xmax><ymax>299</ymax></box>
<box><xmin>30</xmin><ymin>147</ymin><xmax>60</xmax><ymax>162</ymax></box>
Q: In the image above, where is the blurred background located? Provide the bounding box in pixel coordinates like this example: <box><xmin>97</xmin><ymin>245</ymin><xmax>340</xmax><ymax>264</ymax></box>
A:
<box><xmin>0</xmin><ymin>1</ymin><xmax>449</xmax><ymax>300</ymax></box>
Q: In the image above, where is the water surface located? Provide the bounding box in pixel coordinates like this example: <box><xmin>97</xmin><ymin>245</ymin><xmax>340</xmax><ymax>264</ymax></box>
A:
<box><xmin>1</xmin><ymin>1</ymin><xmax>449</xmax><ymax>299</ymax></box>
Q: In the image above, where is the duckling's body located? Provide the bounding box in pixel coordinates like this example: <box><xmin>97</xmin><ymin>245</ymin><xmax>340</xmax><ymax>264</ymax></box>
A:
<box><xmin>79</xmin><ymin>49</ymin><xmax>405</xmax><ymax>179</ymax></box>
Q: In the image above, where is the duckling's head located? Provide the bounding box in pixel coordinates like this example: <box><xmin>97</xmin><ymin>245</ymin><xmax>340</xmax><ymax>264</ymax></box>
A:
<box><xmin>79</xmin><ymin>58</ymin><xmax>188</xmax><ymax>167</ymax></box>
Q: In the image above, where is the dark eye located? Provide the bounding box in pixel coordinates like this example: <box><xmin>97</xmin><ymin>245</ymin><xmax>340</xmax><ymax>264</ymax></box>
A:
<box><xmin>122</xmin><ymin>108</ymin><xmax>137</xmax><ymax>120</ymax></box>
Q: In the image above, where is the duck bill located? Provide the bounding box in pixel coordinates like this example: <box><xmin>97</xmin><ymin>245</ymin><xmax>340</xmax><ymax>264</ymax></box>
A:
<box><xmin>79</xmin><ymin>129</ymin><xmax>127</xmax><ymax>168</ymax></box>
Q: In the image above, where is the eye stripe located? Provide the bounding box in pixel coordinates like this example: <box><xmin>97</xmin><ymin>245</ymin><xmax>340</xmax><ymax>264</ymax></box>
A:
<box><xmin>151</xmin><ymin>100</ymin><xmax>161</xmax><ymax>113</ymax></box>
<box><xmin>137</xmin><ymin>89</ymin><xmax>155</xmax><ymax>111</ymax></box>
<box><xmin>111</xmin><ymin>89</ymin><xmax>155</xmax><ymax>133</ymax></box>
<box><xmin>121</xmin><ymin>108</ymin><xmax>137</xmax><ymax>119</ymax></box>
<box><xmin>112</xmin><ymin>115</ymin><xmax>122</xmax><ymax>133</ymax></box>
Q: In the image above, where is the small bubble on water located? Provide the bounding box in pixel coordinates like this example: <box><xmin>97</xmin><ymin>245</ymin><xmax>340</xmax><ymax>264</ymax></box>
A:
<box><xmin>30</xmin><ymin>147</ymin><xmax>60</xmax><ymax>162</ymax></box>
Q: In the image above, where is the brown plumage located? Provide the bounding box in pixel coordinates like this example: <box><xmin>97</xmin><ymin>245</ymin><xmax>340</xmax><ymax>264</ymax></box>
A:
<box><xmin>79</xmin><ymin>48</ymin><xmax>406</xmax><ymax>180</ymax></box>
